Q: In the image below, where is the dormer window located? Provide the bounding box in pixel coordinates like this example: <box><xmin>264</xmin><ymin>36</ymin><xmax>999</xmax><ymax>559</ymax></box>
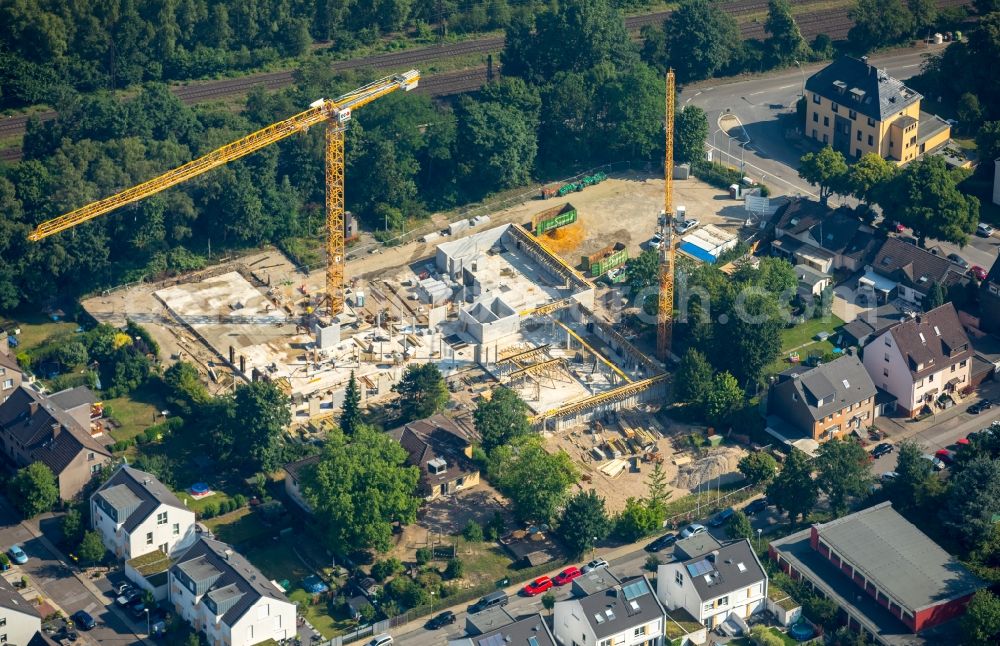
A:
<box><xmin>427</xmin><ymin>457</ymin><xmax>447</xmax><ymax>475</ymax></box>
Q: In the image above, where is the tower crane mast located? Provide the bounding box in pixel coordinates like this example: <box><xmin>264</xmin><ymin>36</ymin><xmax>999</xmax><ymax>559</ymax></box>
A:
<box><xmin>656</xmin><ymin>70</ymin><xmax>676</xmax><ymax>361</ymax></box>
<box><xmin>27</xmin><ymin>70</ymin><xmax>420</xmax><ymax>316</ymax></box>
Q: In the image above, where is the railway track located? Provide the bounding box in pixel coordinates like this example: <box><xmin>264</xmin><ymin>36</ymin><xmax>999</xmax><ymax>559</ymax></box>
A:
<box><xmin>0</xmin><ymin>0</ymin><xmax>973</xmax><ymax>161</ymax></box>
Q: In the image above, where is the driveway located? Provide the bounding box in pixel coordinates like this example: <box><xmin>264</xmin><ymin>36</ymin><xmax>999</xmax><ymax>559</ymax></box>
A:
<box><xmin>0</xmin><ymin>498</ymin><xmax>145</xmax><ymax>645</ymax></box>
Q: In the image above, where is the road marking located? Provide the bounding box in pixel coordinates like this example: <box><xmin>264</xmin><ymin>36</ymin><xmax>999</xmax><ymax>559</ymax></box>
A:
<box><xmin>776</xmin><ymin>83</ymin><xmax>797</xmax><ymax>90</ymax></box>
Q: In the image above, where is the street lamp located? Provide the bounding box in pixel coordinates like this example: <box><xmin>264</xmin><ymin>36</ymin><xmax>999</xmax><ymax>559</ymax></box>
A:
<box><xmin>756</xmin><ymin>528</ymin><xmax>763</xmax><ymax>552</ymax></box>
<box><xmin>144</xmin><ymin>607</ymin><xmax>150</xmax><ymax>636</ymax></box>
<box><xmin>591</xmin><ymin>537</ymin><xmax>598</xmax><ymax>561</ymax></box>
<box><xmin>794</xmin><ymin>60</ymin><xmax>805</xmax><ymax>98</ymax></box>
<box><xmin>712</xmin><ymin>130</ymin><xmax>719</xmax><ymax>163</ymax></box>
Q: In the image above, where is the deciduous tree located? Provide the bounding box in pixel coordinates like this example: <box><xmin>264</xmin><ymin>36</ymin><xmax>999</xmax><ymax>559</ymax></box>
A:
<box><xmin>231</xmin><ymin>380</ymin><xmax>291</xmax><ymax>473</ymax></box>
<box><xmin>558</xmin><ymin>489</ymin><xmax>612</xmax><ymax>557</ymax></box>
<box><xmin>727</xmin><ymin>509</ymin><xmax>754</xmax><ymax>540</ymax></box>
<box><xmin>474</xmin><ymin>386</ymin><xmax>531</xmax><ymax>454</ymax></box>
<box><xmin>488</xmin><ymin>435</ymin><xmax>579</xmax><ymax>523</ymax></box>
<box><xmin>738</xmin><ymin>452</ymin><xmax>779</xmax><ymax>486</ymax></box>
<box><xmin>767</xmin><ymin>449</ymin><xmax>817</xmax><ymax>522</ymax></box>
<box><xmin>675</xmin><ymin>348</ymin><xmax>714</xmax><ymax>407</ymax></box>
<box><xmin>962</xmin><ymin>590</ymin><xmax>1000</xmax><ymax>645</ymax></box>
<box><xmin>614</xmin><ymin>497</ymin><xmax>663</xmax><ymax>541</ymax></box>
<box><xmin>848</xmin><ymin>0</ymin><xmax>915</xmax><ymax>52</ymax></box>
<box><xmin>78</xmin><ymin>530</ymin><xmax>106</xmax><ymax>565</ymax></box>
<box><xmin>939</xmin><ymin>456</ymin><xmax>1000</xmax><ymax>551</ymax></box>
<box><xmin>765</xmin><ymin>0</ymin><xmax>809</xmax><ymax>65</ymax></box>
<box><xmin>705</xmin><ymin>371</ymin><xmax>745</xmax><ymax>426</ymax></box>
<box><xmin>880</xmin><ymin>155</ymin><xmax>979</xmax><ymax>246</ymax></box>
<box><xmin>654</xmin><ymin>0</ymin><xmax>740</xmax><ymax>82</ymax></box>
<box><xmin>675</xmin><ymin>106</ymin><xmax>709</xmax><ymax>165</ymax></box>
<box><xmin>393</xmin><ymin>363</ymin><xmax>449</xmax><ymax>422</ymax></box>
<box><xmin>815</xmin><ymin>439</ymin><xmax>874</xmax><ymax>516</ymax></box>
<box><xmin>845</xmin><ymin>153</ymin><xmax>896</xmax><ymax>208</ymax></box>
<box><xmin>9</xmin><ymin>463</ymin><xmax>59</xmax><ymax>518</ymax></box>
<box><xmin>798</xmin><ymin>147</ymin><xmax>847</xmax><ymax>205</ymax></box>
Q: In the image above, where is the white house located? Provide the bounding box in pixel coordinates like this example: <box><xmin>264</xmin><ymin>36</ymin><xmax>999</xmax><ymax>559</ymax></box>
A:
<box><xmin>91</xmin><ymin>465</ymin><xmax>196</xmax><ymax>560</ymax></box>
<box><xmin>657</xmin><ymin>538</ymin><xmax>768</xmax><ymax>631</ymax></box>
<box><xmin>0</xmin><ymin>576</ymin><xmax>41</xmax><ymax>645</ymax></box>
<box><xmin>861</xmin><ymin>303</ymin><xmax>973</xmax><ymax>417</ymax></box>
<box><xmin>553</xmin><ymin>576</ymin><xmax>665</xmax><ymax>646</ymax></box>
<box><xmin>169</xmin><ymin>537</ymin><xmax>296</xmax><ymax>646</ymax></box>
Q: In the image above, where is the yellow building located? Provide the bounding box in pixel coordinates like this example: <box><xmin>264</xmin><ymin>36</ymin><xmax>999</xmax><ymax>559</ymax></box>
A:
<box><xmin>804</xmin><ymin>56</ymin><xmax>951</xmax><ymax>163</ymax></box>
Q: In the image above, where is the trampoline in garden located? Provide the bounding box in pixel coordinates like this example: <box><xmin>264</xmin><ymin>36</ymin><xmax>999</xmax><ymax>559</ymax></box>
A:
<box><xmin>189</xmin><ymin>482</ymin><xmax>214</xmax><ymax>498</ymax></box>
<box><xmin>302</xmin><ymin>575</ymin><xmax>329</xmax><ymax>594</ymax></box>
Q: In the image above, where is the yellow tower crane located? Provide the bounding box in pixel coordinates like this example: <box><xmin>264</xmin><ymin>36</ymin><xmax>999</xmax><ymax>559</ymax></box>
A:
<box><xmin>656</xmin><ymin>69</ymin><xmax>676</xmax><ymax>361</ymax></box>
<box><xmin>27</xmin><ymin>70</ymin><xmax>420</xmax><ymax>316</ymax></box>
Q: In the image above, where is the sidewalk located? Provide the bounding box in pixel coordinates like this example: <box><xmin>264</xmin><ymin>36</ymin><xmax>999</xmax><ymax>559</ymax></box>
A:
<box><xmin>19</xmin><ymin>515</ymin><xmax>156</xmax><ymax>646</ymax></box>
<box><xmin>875</xmin><ymin>379</ymin><xmax>1000</xmax><ymax>440</ymax></box>
<box><xmin>391</xmin><ymin>538</ymin><xmax>652</xmax><ymax>639</ymax></box>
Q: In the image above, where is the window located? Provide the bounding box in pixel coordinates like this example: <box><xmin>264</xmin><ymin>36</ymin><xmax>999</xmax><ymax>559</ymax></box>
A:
<box><xmin>823</xmin><ymin>134</ymin><xmax>829</xmax><ymax>144</ymax></box>
<box><xmin>1</xmin><ymin>634</ymin><xmax>6</xmax><ymax>643</ymax></box>
<box><xmin>173</xmin><ymin>523</ymin><xmax>180</xmax><ymax>536</ymax></box>
<box><xmin>855</xmin><ymin>149</ymin><xmax>861</xmax><ymax>157</ymax></box>
<box><xmin>867</xmin><ymin>117</ymin><xmax>876</xmax><ymax>126</ymax></box>
<box><xmin>159</xmin><ymin>543</ymin><xmax>168</xmax><ymax>553</ymax></box>
<box><xmin>857</xmin><ymin>131</ymin><xmax>862</xmax><ymax>141</ymax></box>
<box><xmin>600</xmin><ymin>640</ymin><xmax>612</xmax><ymax>646</ymax></box>
<box><xmin>157</xmin><ymin>511</ymin><xmax>168</xmax><ymax>525</ymax></box>
<box><xmin>885</xmin><ymin>337</ymin><xmax>891</xmax><ymax>346</ymax></box>
<box><xmin>961</xmin><ymin>360</ymin><xmax>968</xmax><ymax>368</ymax></box>
<box><xmin>146</xmin><ymin>532</ymin><xmax>153</xmax><ymax>545</ymax></box>
<box><xmin>823</xmin><ymin>116</ymin><xmax>829</xmax><ymax>127</ymax></box>
<box><xmin>849</xmin><ymin>109</ymin><xmax>857</xmax><ymax>119</ymax></box>
<box><xmin>884</xmin><ymin>368</ymin><xmax>889</xmax><ymax>377</ymax></box>
<box><xmin>928</xmin><ymin>373</ymin><xmax>934</xmax><ymax>382</ymax></box>
<box><xmin>885</xmin><ymin>353</ymin><xmax>890</xmax><ymax>362</ymax></box>
<box><xmin>634</xmin><ymin>627</ymin><xmax>646</xmax><ymax>637</ymax></box>
<box><xmin>0</xmin><ymin>618</ymin><xmax>5</xmax><ymax>627</ymax></box>
<box><xmin>91</xmin><ymin>464</ymin><xmax>101</xmax><ymax>474</ymax></box>
<box><xmin>868</xmin><ymin>134</ymin><xmax>874</xmax><ymax>146</ymax></box>
<box><xmin>813</xmin><ymin>112</ymin><xmax>818</xmax><ymax>122</ymax></box>
<box><xmin>951</xmin><ymin>364</ymin><xmax>957</xmax><ymax>373</ymax></box>
<box><xmin>831</xmin><ymin>102</ymin><xmax>839</xmax><ymax>113</ymax></box>
<box><xmin>719</xmin><ymin>596</ymin><xmax>729</xmax><ymax>606</ymax></box>
<box><xmin>1</xmin><ymin>379</ymin><xmax>11</xmax><ymax>390</ymax></box>
<box><xmin>675</xmin><ymin>571</ymin><xmax>684</xmax><ymax>586</ymax></box>
<box><xmin>812</xmin><ymin>129</ymin><xmax>817</xmax><ymax>139</ymax></box>
<box><xmin>813</xmin><ymin>93</ymin><xmax>821</xmax><ymax>104</ymax></box>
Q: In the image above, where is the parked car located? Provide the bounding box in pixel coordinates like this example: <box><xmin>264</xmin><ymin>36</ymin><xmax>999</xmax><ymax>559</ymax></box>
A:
<box><xmin>71</xmin><ymin>610</ymin><xmax>96</xmax><ymax>631</ymax></box>
<box><xmin>923</xmin><ymin>455</ymin><xmax>946</xmax><ymax>471</ymax></box>
<box><xmin>7</xmin><ymin>545</ymin><xmax>27</xmax><ymax>565</ymax></box>
<box><xmin>680</xmin><ymin>523</ymin><xmax>707</xmax><ymax>539</ymax></box>
<box><xmin>554</xmin><ymin>566</ymin><xmax>583</xmax><ymax>585</ymax></box>
<box><xmin>468</xmin><ymin>591</ymin><xmax>508</xmax><ymax>614</ymax></box>
<box><xmin>523</xmin><ymin>576</ymin><xmax>553</xmax><ymax>596</ymax></box>
<box><xmin>115</xmin><ymin>588</ymin><xmax>140</xmax><ymax>608</ymax></box>
<box><xmin>977</xmin><ymin>223</ymin><xmax>995</xmax><ymax>237</ymax></box>
<box><xmin>114</xmin><ymin>581</ymin><xmax>134</xmax><ymax>597</ymax></box>
<box><xmin>935</xmin><ymin>449</ymin><xmax>956</xmax><ymax>465</ymax></box>
<box><xmin>647</xmin><ymin>233</ymin><xmax>664</xmax><ymax>250</ymax></box>
<box><xmin>871</xmin><ymin>443</ymin><xmax>894</xmax><ymax>459</ymax></box>
<box><xmin>744</xmin><ymin>498</ymin><xmax>769</xmax><ymax>516</ymax></box>
<box><xmin>674</xmin><ymin>219</ymin><xmax>699</xmax><ymax>234</ymax></box>
<box><xmin>645</xmin><ymin>533</ymin><xmax>678</xmax><ymax>553</ymax></box>
<box><xmin>971</xmin><ymin>265</ymin><xmax>988</xmax><ymax>281</ymax></box>
<box><xmin>425</xmin><ymin>611</ymin><xmax>456</xmax><ymax>630</ymax></box>
<box><xmin>128</xmin><ymin>597</ymin><xmax>146</xmax><ymax>619</ymax></box>
<box><xmin>582</xmin><ymin>558</ymin><xmax>609</xmax><ymax>573</ymax></box>
<box><xmin>969</xmin><ymin>399</ymin><xmax>993</xmax><ymax>415</ymax></box>
<box><xmin>880</xmin><ymin>471</ymin><xmax>899</xmax><ymax>482</ymax></box>
<box><xmin>709</xmin><ymin>508</ymin><xmax>734</xmax><ymax>527</ymax></box>
<box><xmin>947</xmin><ymin>253</ymin><xmax>970</xmax><ymax>269</ymax></box>
<box><xmin>368</xmin><ymin>634</ymin><xmax>393</xmax><ymax>646</ymax></box>
<box><xmin>890</xmin><ymin>221</ymin><xmax>906</xmax><ymax>233</ymax></box>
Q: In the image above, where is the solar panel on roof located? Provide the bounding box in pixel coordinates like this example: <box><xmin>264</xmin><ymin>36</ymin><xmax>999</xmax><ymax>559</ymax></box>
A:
<box><xmin>686</xmin><ymin>559</ymin><xmax>714</xmax><ymax>577</ymax></box>
<box><xmin>621</xmin><ymin>579</ymin><xmax>649</xmax><ymax>601</ymax></box>
<box><xmin>529</xmin><ymin>638</ymin><xmax>539</xmax><ymax>646</ymax></box>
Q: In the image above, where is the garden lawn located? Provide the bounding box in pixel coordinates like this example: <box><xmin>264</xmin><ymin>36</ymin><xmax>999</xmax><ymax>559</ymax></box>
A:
<box><xmin>767</xmin><ymin>315</ymin><xmax>845</xmax><ymax>376</ymax></box>
<box><xmin>451</xmin><ymin>537</ymin><xmax>518</xmax><ymax>588</ymax></box>
<box><xmin>0</xmin><ymin>311</ymin><xmax>78</xmax><ymax>354</ymax></box>
<box><xmin>177</xmin><ymin>490</ymin><xmax>234</xmax><ymax>515</ymax></box>
<box><xmin>104</xmin><ymin>380</ymin><xmax>170</xmax><ymax>442</ymax></box>
<box><xmin>203</xmin><ymin>507</ymin><xmax>272</xmax><ymax>546</ymax></box>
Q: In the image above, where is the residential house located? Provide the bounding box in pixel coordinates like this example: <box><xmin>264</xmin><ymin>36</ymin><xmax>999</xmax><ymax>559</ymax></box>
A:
<box><xmin>169</xmin><ymin>537</ymin><xmax>296</xmax><ymax>646</ymax></box>
<box><xmin>838</xmin><ymin>304</ymin><xmax>906</xmax><ymax>349</ymax></box>
<box><xmin>451</xmin><ymin>613</ymin><xmax>557</xmax><ymax>646</ymax></box>
<box><xmin>770</xmin><ymin>199</ymin><xmax>879</xmax><ymax>273</ymax></box>
<box><xmin>91</xmin><ymin>465</ymin><xmax>196</xmax><ymax>560</ymax></box>
<box><xmin>795</xmin><ymin>265</ymin><xmax>832</xmax><ymax>305</ymax></box>
<box><xmin>389</xmin><ymin>414</ymin><xmax>480</xmax><ymax>500</ymax></box>
<box><xmin>282</xmin><ymin>454</ymin><xmax>320</xmax><ymax>513</ymax></box>
<box><xmin>657</xmin><ymin>539</ymin><xmax>768</xmax><ymax>631</ymax></box>
<box><xmin>0</xmin><ymin>331</ymin><xmax>22</xmax><ymax>403</ymax></box>
<box><xmin>770</xmin><ymin>502</ymin><xmax>984</xmax><ymax>644</ymax></box>
<box><xmin>804</xmin><ymin>56</ymin><xmax>951</xmax><ymax>162</ymax></box>
<box><xmin>861</xmin><ymin>304</ymin><xmax>973</xmax><ymax>417</ymax></box>
<box><xmin>553</xmin><ymin>576</ymin><xmax>665</xmax><ymax>646</ymax></box>
<box><xmin>0</xmin><ymin>386</ymin><xmax>111</xmax><ymax>500</ymax></box>
<box><xmin>980</xmin><ymin>256</ymin><xmax>1000</xmax><ymax>336</ymax></box>
<box><xmin>0</xmin><ymin>576</ymin><xmax>42</xmax><ymax>645</ymax></box>
<box><xmin>861</xmin><ymin>238</ymin><xmax>965</xmax><ymax>306</ymax></box>
<box><xmin>767</xmin><ymin>353</ymin><xmax>877</xmax><ymax>445</ymax></box>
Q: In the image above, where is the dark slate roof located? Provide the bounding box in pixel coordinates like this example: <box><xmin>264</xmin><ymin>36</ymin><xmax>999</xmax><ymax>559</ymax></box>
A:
<box><xmin>170</xmin><ymin>537</ymin><xmax>290</xmax><ymax>627</ymax></box>
<box><xmin>673</xmin><ymin>534</ymin><xmax>722</xmax><ymax>561</ymax></box>
<box><xmin>682</xmin><ymin>539</ymin><xmax>767</xmax><ymax>602</ymax></box>
<box><xmin>886</xmin><ymin>303</ymin><xmax>973</xmax><ymax>379</ymax></box>
<box><xmin>48</xmin><ymin>386</ymin><xmax>94</xmax><ymax>412</ymax></box>
<box><xmin>872</xmin><ymin>238</ymin><xmax>963</xmax><ymax>295</ymax></box>
<box><xmin>805</xmin><ymin>56</ymin><xmax>922</xmax><ymax>121</ymax></box>
<box><xmin>389</xmin><ymin>414</ymin><xmax>478</xmax><ymax>496</ymax></box>
<box><xmin>0</xmin><ymin>386</ymin><xmax>109</xmax><ymax>477</ymax></box>
<box><xmin>283</xmin><ymin>454</ymin><xmax>320</xmax><ymax>481</ymax></box>
<box><xmin>94</xmin><ymin>465</ymin><xmax>187</xmax><ymax>533</ymax></box>
<box><xmin>772</xmin><ymin>354</ymin><xmax>876</xmax><ymax>422</ymax></box>
<box><xmin>462</xmin><ymin>615</ymin><xmax>557</xmax><ymax>646</ymax></box>
<box><xmin>916</xmin><ymin>112</ymin><xmax>950</xmax><ymax>146</ymax></box>
<box><xmin>813</xmin><ymin>502</ymin><xmax>983</xmax><ymax>611</ymax></box>
<box><xmin>839</xmin><ymin>304</ymin><xmax>905</xmax><ymax>346</ymax></box>
<box><xmin>796</xmin><ymin>265</ymin><xmax>830</xmax><ymax>288</ymax></box>
<box><xmin>577</xmin><ymin>576</ymin><xmax>664</xmax><ymax>639</ymax></box>
<box><xmin>0</xmin><ymin>575</ymin><xmax>40</xmax><ymax>618</ymax></box>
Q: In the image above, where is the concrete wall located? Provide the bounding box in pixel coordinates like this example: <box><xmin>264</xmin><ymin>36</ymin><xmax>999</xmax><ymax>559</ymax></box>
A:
<box><xmin>125</xmin><ymin>561</ymin><xmax>169</xmax><ymax>602</ymax></box>
<box><xmin>436</xmin><ymin>225</ymin><xmax>510</xmax><ymax>278</ymax></box>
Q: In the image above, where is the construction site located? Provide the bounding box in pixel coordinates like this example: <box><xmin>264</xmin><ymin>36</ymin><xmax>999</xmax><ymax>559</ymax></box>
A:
<box><xmin>61</xmin><ymin>69</ymin><xmax>752</xmax><ymax>506</ymax></box>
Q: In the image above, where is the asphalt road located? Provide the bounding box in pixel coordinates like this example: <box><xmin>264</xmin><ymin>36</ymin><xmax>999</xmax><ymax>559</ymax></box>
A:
<box><xmin>0</xmin><ymin>497</ymin><xmax>145</xmax><ymax>645</ymax></box>
<box><xmin>681</xmin><ymin>45</ymin><xmax>1000</xmax><ymax>270</ymax></box>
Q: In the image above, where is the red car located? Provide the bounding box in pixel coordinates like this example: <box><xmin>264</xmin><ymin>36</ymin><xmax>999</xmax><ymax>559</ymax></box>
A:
<box><xmin>935</xmin><ymin>448</ymin><xmax>956</xmax><ymax>465</ymax></box>
<box><xmin>971</xmin><ymin>266</ymin><xmax>988</xmax><ymax>281</ymax></box>
<box><xmin>554</xmin><ymin>567</ymin><xmax>583</xmax><ymax>586</ymax></box>
<box><xmin>523</xmin><ymin>576</ymin><xmax>554</xmax><ymax>596</ymax></box>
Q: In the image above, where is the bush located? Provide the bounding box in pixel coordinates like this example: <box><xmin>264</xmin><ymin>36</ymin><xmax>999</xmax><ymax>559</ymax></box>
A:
<box><xmin>749</xmin><ymin>625</ymin><xmax>784</xmax><ymax>646</ymax></box>
<box><xmin>645</xmin><ymin>555</ymin><xmax>661</xmax><ymax>572</ymax></box>
<box><xmin>233</xmin><ymin>494</ymin><xmax>247</xmax><ymax>509</ymax></box>
<box><xmin>372</xmin><ymin>558</ymin><xmax>404</xmax><ymax>582</ymax></box>
<box><xmin>691</xmin><ymin>160</ymin><xmax>744</xmax><ymax>190</ymax></box>
<box><xmin>415</xmin><ymin>548</ymin><xmax>432</xmax><ymax>565</ymax></box>
<box><xmin>200</xmin><ymin>503</ymin><xmax>218</xmax><ymax>519</ymax></box>
<box><xmin>462</xmin><ymin>520</ymin><xmax>484</xmax><ymax>543</ymax></box>
<box><xmin>444</xmin><ymin>558</ymin><xmax>464</xmax><ymax>580</ymax></box>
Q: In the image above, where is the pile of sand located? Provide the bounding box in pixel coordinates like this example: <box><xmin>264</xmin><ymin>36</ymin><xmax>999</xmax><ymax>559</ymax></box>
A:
<box><xmin>673</xmin><ymin>447</ymin><xmax>745</xmax><ymax>491</ymax></box>
<box><xmin>540</xmin><ymin>221</ymin><xmax>585</xmax><ymax>255</ymax></box>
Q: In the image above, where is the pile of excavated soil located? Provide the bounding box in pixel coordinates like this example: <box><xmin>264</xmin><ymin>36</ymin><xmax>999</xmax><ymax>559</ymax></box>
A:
<box><xmin>673</xmin><ymin>446</ymin><xmax>746</xmax><ymax>491</ymax></box>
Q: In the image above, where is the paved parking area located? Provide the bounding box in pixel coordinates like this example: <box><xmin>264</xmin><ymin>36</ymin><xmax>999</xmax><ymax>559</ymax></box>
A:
<box><xmin>0</xmin><ymin>497</ymin><xmax>146</xmax><ymax>645</ymax></box>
